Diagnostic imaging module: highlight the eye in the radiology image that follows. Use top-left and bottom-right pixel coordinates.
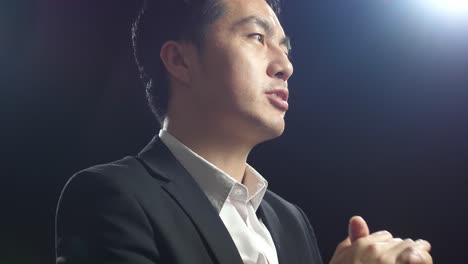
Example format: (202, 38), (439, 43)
(249, 33), (265, 44)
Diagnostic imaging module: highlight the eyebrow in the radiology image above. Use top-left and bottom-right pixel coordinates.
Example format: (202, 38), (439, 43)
(232, 15), (292, 53)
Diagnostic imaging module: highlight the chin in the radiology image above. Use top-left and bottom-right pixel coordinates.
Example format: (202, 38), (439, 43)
(232, 110), (286, 144)
(270, 122), (286, 139)
(254, 118), (285, 143)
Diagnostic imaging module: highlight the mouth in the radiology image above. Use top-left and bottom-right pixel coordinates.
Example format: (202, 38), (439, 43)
(265, 88), (289, 111)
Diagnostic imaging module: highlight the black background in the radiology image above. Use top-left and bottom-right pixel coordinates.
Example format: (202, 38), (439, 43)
(2, 0), (468, 263)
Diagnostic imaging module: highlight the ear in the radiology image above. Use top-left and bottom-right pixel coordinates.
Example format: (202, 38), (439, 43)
(160, 41), (194, 86)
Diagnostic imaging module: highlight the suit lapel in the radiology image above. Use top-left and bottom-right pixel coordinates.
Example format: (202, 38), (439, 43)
(137, 137), (243, 264)
(257, 199), (287, 264)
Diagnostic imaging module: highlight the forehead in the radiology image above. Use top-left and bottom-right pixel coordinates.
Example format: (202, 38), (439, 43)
(216, 0), (285, 35)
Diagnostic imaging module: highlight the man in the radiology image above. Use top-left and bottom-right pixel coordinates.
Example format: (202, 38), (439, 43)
(55, 0), (433, 263)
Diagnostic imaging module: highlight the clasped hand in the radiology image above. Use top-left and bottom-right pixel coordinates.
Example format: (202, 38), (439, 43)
(330, 216), (432, 264)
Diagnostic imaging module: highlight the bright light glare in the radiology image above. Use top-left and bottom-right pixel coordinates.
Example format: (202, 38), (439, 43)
(427, 0), (468, 16)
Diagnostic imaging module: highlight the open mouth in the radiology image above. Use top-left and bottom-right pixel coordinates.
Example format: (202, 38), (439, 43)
(266, 89), (289, 111)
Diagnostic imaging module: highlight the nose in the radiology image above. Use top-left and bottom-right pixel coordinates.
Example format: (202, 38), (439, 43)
(267, 47), (294, 82)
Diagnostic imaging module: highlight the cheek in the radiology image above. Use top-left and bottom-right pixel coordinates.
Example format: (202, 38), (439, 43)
(232, 58), (268, 105)
(228, 50), (266, 88)
(199, 43), (267, 109)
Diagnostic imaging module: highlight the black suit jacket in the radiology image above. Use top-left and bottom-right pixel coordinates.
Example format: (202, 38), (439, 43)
(55, 136), (323, 264)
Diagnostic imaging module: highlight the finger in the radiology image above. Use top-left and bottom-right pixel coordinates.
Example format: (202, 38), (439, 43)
(396, 246), (433, 264)
(374, 238), (403, 246)
(360, 239), (405, 263)
(414, 239), (431, 252)
(348, 216), (370, 242)
(387, 238), (433, 264)
(390, 239), (430, 252)
(351, 231), (395, 258)
(387, 238), (416, 255)
(374, 239), (416, 264)
(366, 230), (394, 243)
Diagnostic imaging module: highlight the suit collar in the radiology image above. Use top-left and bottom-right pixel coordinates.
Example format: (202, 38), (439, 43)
(257, 197), (287, 264)
(158, 129), (269, 213)
(137, 136), (243, 264)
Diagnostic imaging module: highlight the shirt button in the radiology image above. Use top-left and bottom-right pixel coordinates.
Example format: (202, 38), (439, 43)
(234, 188), (244, 196)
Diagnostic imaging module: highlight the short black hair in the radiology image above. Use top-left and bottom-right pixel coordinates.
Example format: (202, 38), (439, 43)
(132, 0), (281, 124)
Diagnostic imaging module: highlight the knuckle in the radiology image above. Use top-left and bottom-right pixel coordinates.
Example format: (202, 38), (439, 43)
(397, 247), (431, 264)
(400, 238), (415, 247)
(365, 243), (379, 256)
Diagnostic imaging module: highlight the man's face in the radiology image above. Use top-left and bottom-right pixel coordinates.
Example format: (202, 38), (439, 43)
(188, 0), (293, 144)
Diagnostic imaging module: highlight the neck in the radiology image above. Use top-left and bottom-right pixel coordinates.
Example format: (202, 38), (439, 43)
(163, 118), (254, 183)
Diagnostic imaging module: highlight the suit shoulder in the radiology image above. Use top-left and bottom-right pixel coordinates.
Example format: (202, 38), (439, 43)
(77, 156), (142, 179)
(263, 189), (297, 211)
(263, 189), (311, 225)
(60, 156), (151, 197)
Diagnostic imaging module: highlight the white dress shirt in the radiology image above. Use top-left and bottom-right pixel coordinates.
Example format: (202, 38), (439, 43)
(159, 129), (279, 264)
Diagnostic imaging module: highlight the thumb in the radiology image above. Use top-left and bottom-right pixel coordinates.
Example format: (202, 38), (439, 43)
(348, 216), (370, 242)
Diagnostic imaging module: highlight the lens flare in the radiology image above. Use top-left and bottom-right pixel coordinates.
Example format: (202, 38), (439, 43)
(428, 0), (468, 16)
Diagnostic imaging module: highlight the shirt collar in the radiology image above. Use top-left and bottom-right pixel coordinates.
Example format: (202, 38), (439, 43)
(158, 129), (268, 213)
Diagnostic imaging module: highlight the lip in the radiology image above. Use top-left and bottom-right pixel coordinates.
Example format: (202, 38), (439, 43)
(265, 88), (289, 111)
(266, 88), (289, 101)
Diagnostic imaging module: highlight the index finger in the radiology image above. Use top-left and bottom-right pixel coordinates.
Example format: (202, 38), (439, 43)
(366, 230), (394, 243)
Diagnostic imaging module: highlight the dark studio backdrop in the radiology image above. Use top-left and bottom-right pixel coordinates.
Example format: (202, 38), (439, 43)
(2, 0), (468, 263)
